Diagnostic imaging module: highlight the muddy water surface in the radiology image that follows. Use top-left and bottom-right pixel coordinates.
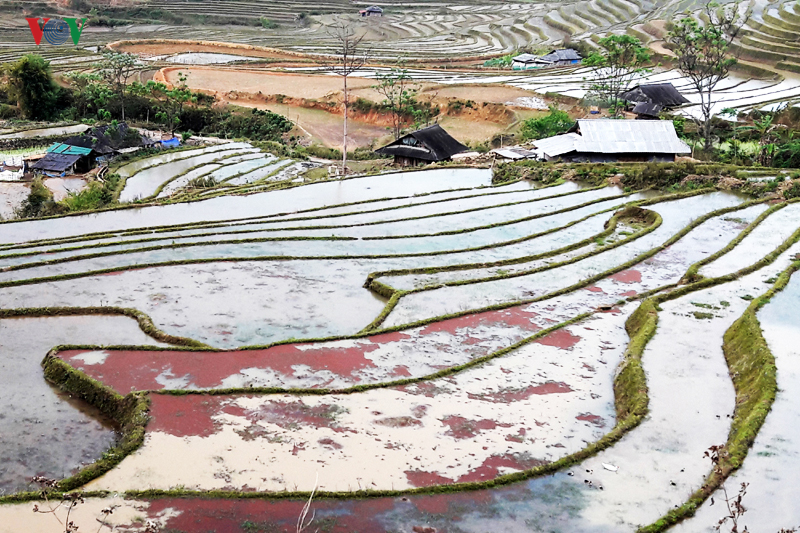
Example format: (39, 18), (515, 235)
(676, 267), (800, 533)
(0, 168), (493, 245)
(384, 192), (746, 327)
(0, 316), (167, 495)
(119, 148), (257, 202)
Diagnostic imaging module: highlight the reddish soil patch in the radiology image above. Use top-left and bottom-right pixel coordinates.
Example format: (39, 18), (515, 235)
(405, 470), (455, 488)
(505, 428), (526, 442)
(527, 381), (574, 395)
(576, 413), (606, 427)
(245, 399), (352, 433)
(456, 453), (547, 483)
(141, 484), (507, 531)
(440, 415), (511, 439)
(610, 269), (642, 284)
(396, 381), (447, 398)
(620, 290), (638, 297)
(467, 383), (572, 403)
(534, 329), (581, 349)
(62, 334), (416, 392)
(318, 437), (343, 450)
(419, 306), (539, 337)
(585, 286), (605, 293)
(390, 365), (412, 377)
(373, 416), (422, 428)
(147, 394), (221, 438)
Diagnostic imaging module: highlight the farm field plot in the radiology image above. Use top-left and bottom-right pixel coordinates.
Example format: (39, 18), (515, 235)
(1, 156), (799, 533)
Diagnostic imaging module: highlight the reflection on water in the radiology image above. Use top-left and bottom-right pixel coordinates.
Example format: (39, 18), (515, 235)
(0, 315), (165, 494)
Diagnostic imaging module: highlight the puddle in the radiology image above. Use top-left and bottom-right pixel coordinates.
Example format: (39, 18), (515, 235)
(383, 192), (747, 328)
(115, 143), (252, 178)
(156, 163), (220, 198)
(700, 202), (800, 278)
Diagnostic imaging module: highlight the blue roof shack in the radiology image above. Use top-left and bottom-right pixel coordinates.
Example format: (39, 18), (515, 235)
(33, 142), (96, 175)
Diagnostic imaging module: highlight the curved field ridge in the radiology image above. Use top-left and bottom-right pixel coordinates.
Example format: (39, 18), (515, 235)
(0, 165), (798, 533)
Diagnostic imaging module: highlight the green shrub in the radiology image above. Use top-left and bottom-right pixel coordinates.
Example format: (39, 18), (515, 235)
(296, 145), (387, 161)
(519, 106), (573, 141)
(15, 177), (63, 218)
(60, 173), (121, 212)
(773, 141), (800, 168)
(202, 108), (292, 141)
(483, 54), (514, 67)
(784, 181), (800, 199)
(260, 17), (278, 29)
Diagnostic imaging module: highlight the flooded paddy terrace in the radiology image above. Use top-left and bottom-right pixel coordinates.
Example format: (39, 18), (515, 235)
(0, 155), (799, 532)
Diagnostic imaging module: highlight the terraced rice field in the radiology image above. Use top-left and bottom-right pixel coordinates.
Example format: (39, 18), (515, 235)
(0, 148), (799, 532)
(1, 0), (799, 127)
(116, 142), (318, 203)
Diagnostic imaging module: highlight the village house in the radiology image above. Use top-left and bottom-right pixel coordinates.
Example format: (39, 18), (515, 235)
(621, 82), (690, 118)
(31, 122), (156, 177)
(360, 5), (383, 17)
(532, 119), (691, 163)
(375, 124), (468, 167)
(512, 49), (582, 70)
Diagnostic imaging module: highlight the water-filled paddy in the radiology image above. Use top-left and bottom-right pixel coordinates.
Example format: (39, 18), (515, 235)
(676, 266), (800, 532)
(1, 163), (798, 533)
(383, 192), (748, 328)
(0, 168), (494, 244)
(0, 315), (167, 494)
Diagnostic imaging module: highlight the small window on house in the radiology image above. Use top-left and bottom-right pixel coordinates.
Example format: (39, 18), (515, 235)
(402, 136), (419, 146)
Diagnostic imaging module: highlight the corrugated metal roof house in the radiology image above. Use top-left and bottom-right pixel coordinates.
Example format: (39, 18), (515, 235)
(532, 119), (690, 162)
(375, 124), (468, 167)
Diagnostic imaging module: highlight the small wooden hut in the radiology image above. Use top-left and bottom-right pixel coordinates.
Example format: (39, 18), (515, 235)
(375, 124), (468, 167)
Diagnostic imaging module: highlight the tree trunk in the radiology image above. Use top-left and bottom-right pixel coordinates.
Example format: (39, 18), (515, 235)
(702, 87), (713, 151)
(342, 74), (348, 177)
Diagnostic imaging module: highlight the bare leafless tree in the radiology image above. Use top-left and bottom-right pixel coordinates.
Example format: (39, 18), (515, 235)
(668, 2), (749, 151)
(326, 20), (371, 176)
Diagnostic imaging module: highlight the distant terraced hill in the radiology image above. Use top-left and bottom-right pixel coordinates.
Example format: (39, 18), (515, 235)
(2, 0), (798, 72)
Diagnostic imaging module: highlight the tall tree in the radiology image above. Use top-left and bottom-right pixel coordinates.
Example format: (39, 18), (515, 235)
(326, 20), (371, 175)
(146, 72), (196, 135)
(374, 67), (417, 140)
(6, 54), (61, 120)
(583, 34), (651, 112)
(98, 51), (137, 121)
(668, 2), (748, 150)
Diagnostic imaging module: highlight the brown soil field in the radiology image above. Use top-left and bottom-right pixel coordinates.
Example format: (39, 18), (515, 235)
(421, 85), (544, 105)
(159, 66), (550, 149)
(160, 68), (375, 99)
(112, 40), (307, 61)
(230, 100), (392, 149)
